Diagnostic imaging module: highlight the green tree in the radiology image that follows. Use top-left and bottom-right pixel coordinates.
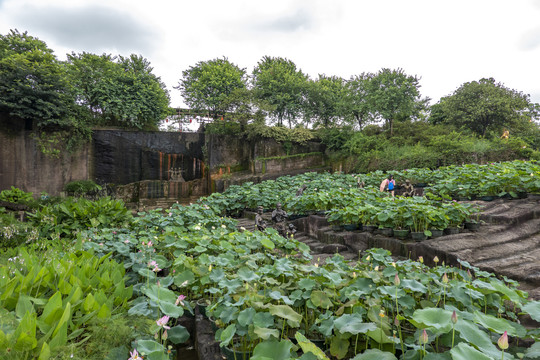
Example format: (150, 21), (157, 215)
(342, 72), (376, 129)
(370, 68), (426, 136)
(303, 74), (345, 128)
(430, 77), (538, 137)
(176, 57), (247, 121)
(67, 52), (170, 129)
(252, 56), (308, 128)
(0, 29), (73, 129)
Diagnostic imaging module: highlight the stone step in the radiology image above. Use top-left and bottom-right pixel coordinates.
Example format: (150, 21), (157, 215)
(427, 218), (540, 254)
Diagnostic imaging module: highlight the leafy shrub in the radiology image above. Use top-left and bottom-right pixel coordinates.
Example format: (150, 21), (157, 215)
(27, 197), (132, 240)
(245, 123), (316, 144)
(0, 186), (33, 203)
(64, 180), (102, 196)
(0, 249), (134, 359)
(316, 126), (355, 151)
(0, 210), (38, 249)
(205, 120), (243, 135)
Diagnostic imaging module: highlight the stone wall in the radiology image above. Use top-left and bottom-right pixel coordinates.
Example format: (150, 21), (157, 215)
(92, 130), (205, 185)
(251, 153), (326, 174)
(0, 130), (88, 196)
(0, 128), (327, 201)
(206, 134), (326, 175)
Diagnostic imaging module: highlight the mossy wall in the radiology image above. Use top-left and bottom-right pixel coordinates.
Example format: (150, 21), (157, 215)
(0, 129), (327, 199)
(0, 129), (88, 196)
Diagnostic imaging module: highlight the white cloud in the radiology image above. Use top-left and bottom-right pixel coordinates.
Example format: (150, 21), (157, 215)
(1, 0), (540, 107)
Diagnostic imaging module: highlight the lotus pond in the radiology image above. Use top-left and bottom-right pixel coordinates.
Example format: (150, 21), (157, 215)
(1, 160), (540, 360)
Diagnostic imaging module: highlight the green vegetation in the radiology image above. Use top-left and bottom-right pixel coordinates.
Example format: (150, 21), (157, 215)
(176, 57), (248, 121)
(2, 27), (540, 359)
(2, 28), (539, 169)
(0, 30), (169, 154)
(0, 186), (33, 204)
(1, 161), (540, 359)
(63, 180), (102, 197)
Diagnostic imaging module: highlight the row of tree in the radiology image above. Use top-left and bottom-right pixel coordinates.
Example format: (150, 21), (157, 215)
(1, 29), (538, 145)
(179, 56), (539, 138)
(0, 30), (170, 140)
(178, 57), (428, 136)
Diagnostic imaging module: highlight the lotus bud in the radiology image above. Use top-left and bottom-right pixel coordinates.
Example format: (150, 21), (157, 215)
(420, 329), (429, 344)
(394, 316), (400, 326)
(366, 255), (370, 261)
(442, 273), (449, 284)
(394, 273), (400, 286)
(467, 269), (472, 279)
(433, 256), (439, 265)
(451, 310), (458, 324)
(208, 264), (212, 272)
(379, 309), (385, 318)
(418, 256), (424, 264)
(498, 331), (509, 350)
(162, 330), (168, 341)
(374, 266), (379, 271)
(353, 272), (357, 278)
(391, 262), (396, 268)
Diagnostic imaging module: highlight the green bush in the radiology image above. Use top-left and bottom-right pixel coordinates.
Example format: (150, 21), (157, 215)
(0, 210), (38, 249)
(245, 123), (316, 144)
(205, 120), (244, 135)
(27, 197), (132, 240)
(0, 186), (33, 203)
(64, 180), (102, 196)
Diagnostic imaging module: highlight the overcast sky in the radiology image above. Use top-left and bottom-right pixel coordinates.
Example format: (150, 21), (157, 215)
(1, 0), (540, 108)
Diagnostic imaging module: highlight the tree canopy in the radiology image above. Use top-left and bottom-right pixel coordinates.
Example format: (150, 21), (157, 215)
(176, 57), (247, 120)
(303, 75), (346, 128)
(0, 30), (72, 129)
(342, 72), (376, 129)
(369, 68), (427, 135)
(252, 56), (308, 128)
(67, 52), (170, 129)
(430, 77), (538, 137)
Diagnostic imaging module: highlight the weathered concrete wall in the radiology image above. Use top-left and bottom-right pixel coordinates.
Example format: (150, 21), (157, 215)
(92, 130), (205, 185)
(206, 134), (326, 175)
(0, 130), (88, 196)
(206, 134), (251, 174)
(0, 128), (327, 201)
(252, 153), (326, 174)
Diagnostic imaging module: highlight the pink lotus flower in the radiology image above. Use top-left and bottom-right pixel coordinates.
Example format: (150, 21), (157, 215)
(175, 295), (186, 306)
(498, 331), (508, 350)
(451, 310), (458, 324)
(128, 349), (142, 360)
(420, 329), (429, 344)
(156, 315), (170, 329)
(147, 241), (153, 247)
